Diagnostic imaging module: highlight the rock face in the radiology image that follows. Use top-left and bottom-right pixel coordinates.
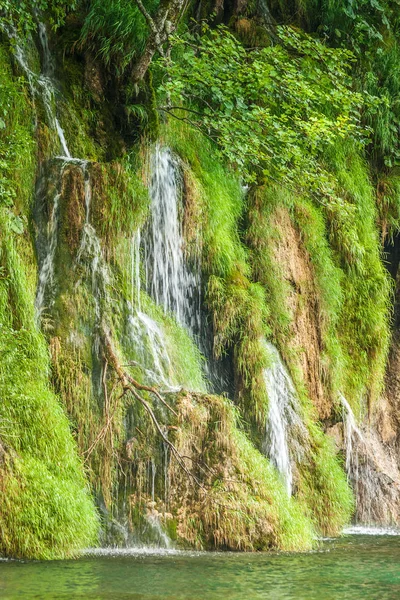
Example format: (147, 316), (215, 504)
(356, 253), (400, 525)
(268, 206), (328, 420)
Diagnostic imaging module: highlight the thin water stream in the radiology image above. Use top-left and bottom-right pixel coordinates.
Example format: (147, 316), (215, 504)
(262, 342), (306, 496)
(1, 534), (400, 599)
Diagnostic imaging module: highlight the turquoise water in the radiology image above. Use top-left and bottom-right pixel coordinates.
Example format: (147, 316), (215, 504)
(1, 533), (400, 599)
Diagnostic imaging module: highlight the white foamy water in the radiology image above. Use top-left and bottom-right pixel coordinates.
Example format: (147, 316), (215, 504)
(262, 342), (304, 496)
(126, 307), (175, 388)
(82, 546), (188, 557)
(343, 525), (400, 536)
(35, 186), (61, 320)
(340, 393), (363, 475)
(145, 145), (200, 334)
(1, 21), (71, 157)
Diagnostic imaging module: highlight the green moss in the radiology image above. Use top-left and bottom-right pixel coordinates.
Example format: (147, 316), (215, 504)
(297, 416), (354, 536)
(0, 213), (98, 559)
(0, 44), (36, 213)
(324, 142), (391, 409)
(90, 156), (149, 242)
(170, 393), (315, 551)
(161, 120), (246, 278)
(0, 454), (97, 560)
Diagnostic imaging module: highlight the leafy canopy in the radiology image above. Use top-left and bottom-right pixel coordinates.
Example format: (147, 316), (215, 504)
(0, 0), (76, 32)
(159, 24), (376, 200)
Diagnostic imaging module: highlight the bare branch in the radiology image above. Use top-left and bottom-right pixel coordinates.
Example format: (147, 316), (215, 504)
(131, 0), (188, 83)
(134, 0), (166, 57)
(102, 330), (205, 490)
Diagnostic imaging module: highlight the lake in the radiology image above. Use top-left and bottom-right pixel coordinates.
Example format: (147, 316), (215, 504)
(1, 528), (399, 599)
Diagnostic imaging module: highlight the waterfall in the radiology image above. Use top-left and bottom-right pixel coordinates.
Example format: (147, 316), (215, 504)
(145, 145), (201, 335)
(1, 21), (71, 157)
(37, 22), (71, 157)
(262, 341), (300, 496)
(125, 230), (175, 388)
(340, 394), (363, 476)
(127, 144), (205, 390)
(126, 307), (175, 388)
(340, 394), (365, 520)
(35, 160), (63, 320)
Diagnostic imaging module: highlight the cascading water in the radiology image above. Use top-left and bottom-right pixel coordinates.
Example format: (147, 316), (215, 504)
(125, 229), (176, 388)
(2, 21), (71, 157)
(37, 22), (71, 157)
(35, 160), (63, 320)
(4, 20), (72, 321)
(123, 145), (204, 390)
(145, 145), (201, 335)
(340, 394), (367, 520)
(142, 144), (233, 393)
(262, 343), (293, 495)
(262, 341), (306, 496)
(126, 307), (174, 387)
(340, 394), (400, 526)
(340, 394), (363, 476)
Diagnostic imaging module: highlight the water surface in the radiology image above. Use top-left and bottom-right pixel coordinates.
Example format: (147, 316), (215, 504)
(1, 533), (400, 599)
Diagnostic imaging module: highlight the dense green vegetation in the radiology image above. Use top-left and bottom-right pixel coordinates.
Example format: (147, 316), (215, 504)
(0, 0), (399, 559)
(0, 46), (98, 559)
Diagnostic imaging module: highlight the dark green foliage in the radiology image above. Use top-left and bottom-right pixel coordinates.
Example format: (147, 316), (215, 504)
(159, 23), (368, 198)
(0, 0), (77, 32)
(80, 0), (159, 74)
(0, 215), (98, 559)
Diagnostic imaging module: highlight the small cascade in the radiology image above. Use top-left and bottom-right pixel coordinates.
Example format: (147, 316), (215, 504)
(340, 394), (364, 476)
(144, 511), (171, 549)
(145, 145), (201, 335)
(340, 394), (367, 520)
(339, 394), (400, 526)
(37, 22), (71, 157)
(126, 307), (174, 387)
(35, 162), (63, 320)
(35, 159), (108, 328)
(262, 341), (304, 496)
(1, 21), (70, 157)
(125, 231), (175, 387)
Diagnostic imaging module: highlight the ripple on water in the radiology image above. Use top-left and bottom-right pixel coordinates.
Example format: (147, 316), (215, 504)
(81, 546), (204, 558)
(342, 525), (400, 536)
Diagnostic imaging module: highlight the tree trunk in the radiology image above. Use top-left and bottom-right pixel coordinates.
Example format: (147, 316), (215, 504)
(132, 0), (187, 83)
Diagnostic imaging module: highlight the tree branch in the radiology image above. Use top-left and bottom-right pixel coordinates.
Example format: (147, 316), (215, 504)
(102, 330), (205, 490)
(131, 0), (188, 83)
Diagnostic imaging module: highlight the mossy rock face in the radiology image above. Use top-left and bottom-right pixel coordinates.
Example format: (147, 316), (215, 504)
(2, 0), (399, 558)
(0, 216), (99, 559)
(121, 391), (351, 550)
(60, 164), (86, 254)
